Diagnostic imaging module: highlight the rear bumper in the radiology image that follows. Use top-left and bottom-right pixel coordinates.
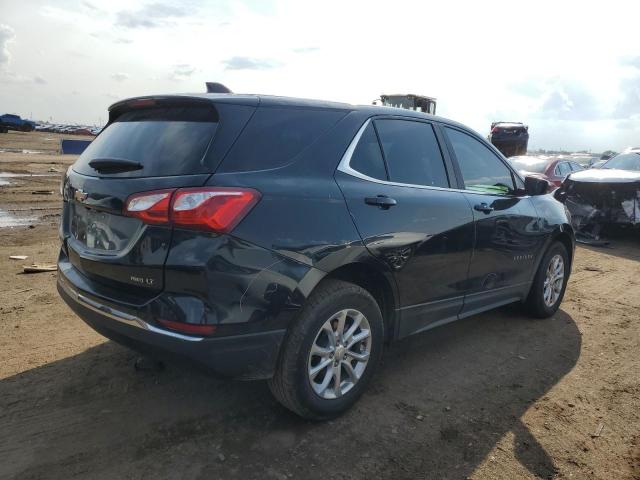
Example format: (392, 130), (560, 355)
(57, 270), (285, 379)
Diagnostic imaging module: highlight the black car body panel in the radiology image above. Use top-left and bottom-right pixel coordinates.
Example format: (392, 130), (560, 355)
(57, 93), (574, 379)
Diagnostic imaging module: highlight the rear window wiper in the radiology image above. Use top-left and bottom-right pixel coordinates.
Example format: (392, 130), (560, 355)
(88, 158), (143, 173)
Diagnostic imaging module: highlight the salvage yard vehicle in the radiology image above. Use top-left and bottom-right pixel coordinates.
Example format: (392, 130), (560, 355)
(556, 150), (640, 241)
(489, 121), (529, 157)
(57, 90), (575, 419)
(0, 113), (36, 133)
(375, 93), (437, 114)
(508, 155), (584, 189)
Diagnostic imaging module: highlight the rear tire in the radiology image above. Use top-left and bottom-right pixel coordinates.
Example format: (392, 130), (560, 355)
(524, 242), (569, 318)
(268, 279), (384, 420)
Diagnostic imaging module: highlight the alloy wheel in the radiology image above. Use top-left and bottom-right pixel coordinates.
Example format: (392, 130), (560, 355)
(543, 254), (565, 307)
(307, 309), (372, 399)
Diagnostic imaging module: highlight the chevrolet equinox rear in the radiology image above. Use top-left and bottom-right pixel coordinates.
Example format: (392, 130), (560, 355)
(58, 92), (575, 419)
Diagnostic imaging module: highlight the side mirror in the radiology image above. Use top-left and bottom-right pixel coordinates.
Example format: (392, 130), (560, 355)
(524, 175), (549, 196)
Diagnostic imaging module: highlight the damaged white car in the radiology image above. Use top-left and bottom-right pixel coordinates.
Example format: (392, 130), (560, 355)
(555, 150), (640, 242)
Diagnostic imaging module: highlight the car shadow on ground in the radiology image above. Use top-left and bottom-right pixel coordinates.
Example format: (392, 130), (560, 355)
(578, 229), (640, 263)
(0, 306), (580, 480)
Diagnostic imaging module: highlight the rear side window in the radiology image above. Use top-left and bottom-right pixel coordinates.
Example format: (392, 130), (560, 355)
(374, 119), (449, 187)
(445, 127), (515, 195)
(349, 123), (387, 180)
(219, 107), (347, 172)
(74, 105), (218, 177)
(557, 162), (571, 176)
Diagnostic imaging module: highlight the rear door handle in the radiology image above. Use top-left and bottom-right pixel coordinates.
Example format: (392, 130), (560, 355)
(365, 195), (397, 209)
(474, 203), (494, 214)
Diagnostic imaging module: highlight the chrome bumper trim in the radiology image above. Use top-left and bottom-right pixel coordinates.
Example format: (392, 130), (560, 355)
(58, 273), (204, 342)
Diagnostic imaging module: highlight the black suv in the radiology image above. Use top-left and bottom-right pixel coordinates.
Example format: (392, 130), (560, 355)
(58, 93), (574, 419)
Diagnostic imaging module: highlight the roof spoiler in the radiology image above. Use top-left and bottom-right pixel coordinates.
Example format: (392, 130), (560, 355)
(205, 82), (233, 94)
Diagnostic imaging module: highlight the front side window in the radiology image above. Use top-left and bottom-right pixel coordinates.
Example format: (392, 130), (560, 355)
(349, 123), (387, 180)
(374, 119), (449, 188)
(445, 127), (515, 195)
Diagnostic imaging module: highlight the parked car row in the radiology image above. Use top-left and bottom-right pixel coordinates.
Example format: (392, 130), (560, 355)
(35, 124), (102, 135)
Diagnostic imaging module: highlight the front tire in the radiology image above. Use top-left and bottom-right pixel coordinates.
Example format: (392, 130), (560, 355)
(524, 242), (569, 318)
(268, 279), (384, 420)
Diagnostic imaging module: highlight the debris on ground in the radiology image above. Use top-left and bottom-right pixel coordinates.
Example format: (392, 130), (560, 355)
(583, 266), (603, 272)
(23, 264), (57, 273)
(31, 190), (54, 195)
(591, 423), (605, 438)
(9, 255), (28, 260)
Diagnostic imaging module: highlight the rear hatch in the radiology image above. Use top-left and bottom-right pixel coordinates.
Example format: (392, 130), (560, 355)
(495, 123), (527, 137)
(61, 96), (256, 298)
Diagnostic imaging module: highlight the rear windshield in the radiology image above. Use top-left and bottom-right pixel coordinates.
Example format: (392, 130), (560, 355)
(73, 105), (218, 177)
(219, 107), (347, 172)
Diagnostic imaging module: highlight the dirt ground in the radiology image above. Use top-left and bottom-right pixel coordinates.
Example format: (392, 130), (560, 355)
(1, 131), (639, 480)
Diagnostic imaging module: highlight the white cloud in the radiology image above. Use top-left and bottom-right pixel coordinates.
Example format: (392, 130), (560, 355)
(0, 24), (15, 66)
(111, 72), (130, 82)
(222, 56), (282, 70)
(169, 64), (196, 81)
(115, 2), (189, 29)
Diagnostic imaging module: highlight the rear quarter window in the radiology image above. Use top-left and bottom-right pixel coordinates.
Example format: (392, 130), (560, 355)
(219, 107), (347, 172)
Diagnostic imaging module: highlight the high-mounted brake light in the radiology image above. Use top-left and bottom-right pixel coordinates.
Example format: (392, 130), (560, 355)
(127, 98), (156, 108)
(124, 187), (260, 232)
(124, 189), (174, 224)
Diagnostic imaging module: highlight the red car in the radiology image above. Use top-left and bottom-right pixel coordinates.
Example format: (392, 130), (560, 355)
(508, 156), (585, 189)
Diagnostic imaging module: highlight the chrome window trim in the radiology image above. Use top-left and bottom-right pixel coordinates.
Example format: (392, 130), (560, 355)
(337, 118), (524, 198)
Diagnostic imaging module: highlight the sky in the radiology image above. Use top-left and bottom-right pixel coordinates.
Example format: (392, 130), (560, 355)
(0, 0), (639, 152)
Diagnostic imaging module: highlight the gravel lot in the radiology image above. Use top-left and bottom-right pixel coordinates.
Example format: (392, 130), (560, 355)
(1, 131), (639, 480)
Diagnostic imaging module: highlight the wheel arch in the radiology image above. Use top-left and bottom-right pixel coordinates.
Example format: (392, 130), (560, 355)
(553, 223), (576, 270)
(306, 261), (399, 342)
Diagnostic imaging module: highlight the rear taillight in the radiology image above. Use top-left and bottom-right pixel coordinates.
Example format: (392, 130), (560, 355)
(172, 187), (261, 232)
(125, 189), (174, 224)
(491, 127), (501, 134)
(124, 187), (261, 232)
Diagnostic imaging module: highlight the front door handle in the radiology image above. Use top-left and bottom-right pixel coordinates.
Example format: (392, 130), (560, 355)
(474, 202), (494, 214)
(365, 195), (397, 210)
